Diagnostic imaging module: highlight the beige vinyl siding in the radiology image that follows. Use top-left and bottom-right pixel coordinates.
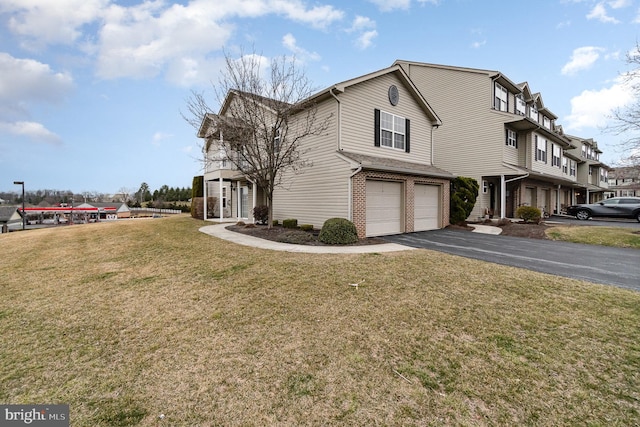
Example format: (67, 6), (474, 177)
(339, 74), (433, 164)
(272, 101), (350, 228)
(399, 64), (507, 177)
(502, 141), (519, 164)
(530, 132), (567, 179)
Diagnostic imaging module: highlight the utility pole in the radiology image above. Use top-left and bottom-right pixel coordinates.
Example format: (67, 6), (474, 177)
(13, 181), (25, 230)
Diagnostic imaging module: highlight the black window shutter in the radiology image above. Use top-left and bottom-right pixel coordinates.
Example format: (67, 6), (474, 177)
(405, 119), (410, 153)
(374, 109), (380, 147)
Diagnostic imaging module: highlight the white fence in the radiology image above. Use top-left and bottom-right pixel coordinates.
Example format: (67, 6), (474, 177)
(129, 207), (183, 215)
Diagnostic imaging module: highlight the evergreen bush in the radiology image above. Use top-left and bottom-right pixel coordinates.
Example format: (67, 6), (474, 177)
(300, 224), (314, 232)
(318, 218), (358, 245)
(283, 218), (298, 229)
(516, 206), (542, 223)
(450, 176), (479, 225)
(253, 205), (269, 225)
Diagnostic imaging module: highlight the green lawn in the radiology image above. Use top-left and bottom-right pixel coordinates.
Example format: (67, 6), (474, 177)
(546, 225), (640, 249)
(1, 216), (639, 426)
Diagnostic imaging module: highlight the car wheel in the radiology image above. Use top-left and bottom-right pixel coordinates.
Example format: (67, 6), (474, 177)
(575, 209), (591, 220)
(636, 211), (640, 223)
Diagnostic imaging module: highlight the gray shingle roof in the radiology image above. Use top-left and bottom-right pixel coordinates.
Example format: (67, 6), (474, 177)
(339, 151), (454, 179)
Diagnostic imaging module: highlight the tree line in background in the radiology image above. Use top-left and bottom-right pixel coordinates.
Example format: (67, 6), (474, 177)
(1, 183), (191, 212)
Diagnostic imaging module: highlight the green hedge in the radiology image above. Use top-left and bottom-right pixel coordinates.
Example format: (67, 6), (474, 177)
(318, 218), (358, 245)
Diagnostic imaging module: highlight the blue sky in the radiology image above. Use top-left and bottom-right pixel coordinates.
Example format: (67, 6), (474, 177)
(0, 0), (638, 194)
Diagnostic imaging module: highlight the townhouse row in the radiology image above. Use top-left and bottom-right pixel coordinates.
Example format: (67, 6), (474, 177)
(198, 60), (611, 238)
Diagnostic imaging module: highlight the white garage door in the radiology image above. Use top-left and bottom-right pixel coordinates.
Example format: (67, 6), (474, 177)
(366, 180), (402, 237)
(414, 184), (440, 231)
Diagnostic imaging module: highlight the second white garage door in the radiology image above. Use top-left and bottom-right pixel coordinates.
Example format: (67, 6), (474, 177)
(366, 180), (402, 237)
(414, 184), (440, 231)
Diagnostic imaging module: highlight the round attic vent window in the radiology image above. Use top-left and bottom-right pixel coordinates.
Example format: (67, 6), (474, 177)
(388, 85), (399, 106)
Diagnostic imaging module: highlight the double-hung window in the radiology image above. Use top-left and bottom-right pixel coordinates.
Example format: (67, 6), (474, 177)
(375, 109), (410, 152)
(505, 129), (517, 148)
(562, 157), (568, 174)
(570, 160), (576, 177)
(535, 135), (547, 163)
(273, 127), (281, 153)
(552, 144), (561, 167)
(515, 94), (526, 116)
(543, 116), (551, 129)
(529, 104), (538, 122)
(494, 82), (508, 111)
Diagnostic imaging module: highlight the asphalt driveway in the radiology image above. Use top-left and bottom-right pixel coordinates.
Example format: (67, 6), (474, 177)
(383, 229), (640, 291)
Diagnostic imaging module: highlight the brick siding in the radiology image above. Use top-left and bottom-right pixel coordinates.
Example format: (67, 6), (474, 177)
(352, 170), (451, 238)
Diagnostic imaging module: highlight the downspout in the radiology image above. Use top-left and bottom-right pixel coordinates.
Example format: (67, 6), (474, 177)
(329, 87), (342, 151)
(430, 124), (438, 165)
(500, 173), (529, 219)
(330, 86), (353, 218)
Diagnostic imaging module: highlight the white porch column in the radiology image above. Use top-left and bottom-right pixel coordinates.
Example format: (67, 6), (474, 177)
(556, 185), (561, 214)
(203, 179), (207, 221)
(219, 177), (224, 220)
(500, 175), (506, 219)
(252, 181), (257, 223)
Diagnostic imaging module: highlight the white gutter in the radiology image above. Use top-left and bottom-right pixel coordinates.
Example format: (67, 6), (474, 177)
(329, 87), (342, 151)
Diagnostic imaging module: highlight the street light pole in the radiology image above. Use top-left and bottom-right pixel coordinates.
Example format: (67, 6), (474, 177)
(13, 181), (25, 230)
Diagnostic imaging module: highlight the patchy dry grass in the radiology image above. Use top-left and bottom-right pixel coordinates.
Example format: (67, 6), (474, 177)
(1, 216), (639, 426)
(546, 225), (640, 249)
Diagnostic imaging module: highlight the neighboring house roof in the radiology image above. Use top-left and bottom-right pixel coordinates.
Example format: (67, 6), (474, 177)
(0, 206), (21, 223)
(76, 202), (130, 213)
(200, 64), (443, 140)
(338, 151), (454, 179)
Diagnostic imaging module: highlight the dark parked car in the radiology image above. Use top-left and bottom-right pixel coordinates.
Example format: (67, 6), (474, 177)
(566, 197), (640, 222)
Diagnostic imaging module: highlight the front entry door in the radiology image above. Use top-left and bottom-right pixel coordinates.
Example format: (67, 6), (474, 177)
(239, 186), (249, 219)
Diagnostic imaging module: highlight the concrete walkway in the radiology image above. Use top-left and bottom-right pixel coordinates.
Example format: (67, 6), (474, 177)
(199, 223), (415, 253)
(469, 223), (503, 235)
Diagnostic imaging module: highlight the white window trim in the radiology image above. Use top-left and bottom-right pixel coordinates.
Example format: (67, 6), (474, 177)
(494, 82), (508, 112)
(515, 95), (526, 116)
(380, 110), (406, 151)
(506, 129), (517, 148)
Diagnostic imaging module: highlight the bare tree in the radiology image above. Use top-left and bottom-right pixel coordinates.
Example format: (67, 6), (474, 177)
(185, 49), (331, 227)
(117, 187), (134, 204)
(608, 42), (640, 167)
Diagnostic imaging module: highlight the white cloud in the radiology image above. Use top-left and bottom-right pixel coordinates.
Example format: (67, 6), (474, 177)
(2, 0), (345, 85)
(347, 16), (377, 50)
(271, 1), (344, 29)
(152, 131), (173, 146)
(586, 2), (620, 23)
(355, 30), (378, 50)
(350, 16), (376, 32)
(282, 33), (321, 61)
(564, 77), (634, 131)
(0, 121), (62, 144)
(368, 0), (411, 12)
(471, 40), (486, 49)
(0, 53), (74, 104)
(609, 0), (630, 9)
(0, 53), (72, 144)
(0, 0), (109, 49)
(561, 46), (604, 75)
